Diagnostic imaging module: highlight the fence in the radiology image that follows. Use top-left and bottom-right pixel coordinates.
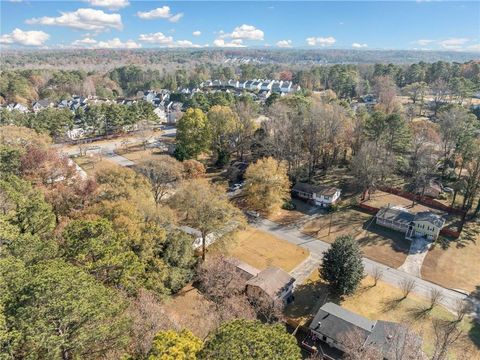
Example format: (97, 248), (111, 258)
(379, 186), (466, 217)
(355, 203), (379, 214)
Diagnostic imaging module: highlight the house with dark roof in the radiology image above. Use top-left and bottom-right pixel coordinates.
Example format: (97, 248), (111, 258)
(292, 182), (341, 208)
(245, 267), (295, 304)
(375, 205), (445, 241)
(307, 302), (422, 359)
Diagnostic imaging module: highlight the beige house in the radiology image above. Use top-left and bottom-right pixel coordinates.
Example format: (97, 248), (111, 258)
(245, 267), (295, 305)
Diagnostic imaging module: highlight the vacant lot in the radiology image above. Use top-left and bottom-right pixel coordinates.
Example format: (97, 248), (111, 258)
(224, 227), (309, 272)
(422, 221), (480, 293)
(288, 271), (480, 359)
(302, 208), (410, 268)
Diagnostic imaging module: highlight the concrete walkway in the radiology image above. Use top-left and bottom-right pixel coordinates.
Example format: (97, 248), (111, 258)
(289, 253), (322, 285)
(399, 237), (433, 277)
(253, 218), (468, 313)
(104, 151), (135, 167)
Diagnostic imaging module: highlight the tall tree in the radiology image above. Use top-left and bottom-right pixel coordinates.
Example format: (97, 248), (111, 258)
(321, 235), (364, 296)
(175, 108), (211, 160)
(244, 157), (291, 214)
(207, 105), (238, 166)
(1, 259), (130, 360)
(138, 156), (184, 204)
(199, 319), (301, 360)
(169, 179), (244, 260)
(148, 329), (202, 360)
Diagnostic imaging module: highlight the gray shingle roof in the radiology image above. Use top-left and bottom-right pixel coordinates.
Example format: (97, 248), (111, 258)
(310, 302), (375, 343)
(376, 206), (415, 225)
(413, 212), (445, 228)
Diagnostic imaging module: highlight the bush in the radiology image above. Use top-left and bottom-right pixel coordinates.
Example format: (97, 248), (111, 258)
(282, 200), (296, 211)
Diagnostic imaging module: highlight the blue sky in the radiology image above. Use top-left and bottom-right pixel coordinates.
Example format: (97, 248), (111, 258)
(1, 1), (479, 51)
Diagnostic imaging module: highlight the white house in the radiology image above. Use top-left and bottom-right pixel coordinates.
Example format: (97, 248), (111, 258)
(280, 81), (292, 93)
(6, 103), (29, 113)
(292, 182), (341, 208)
(260, 80), (274, 91)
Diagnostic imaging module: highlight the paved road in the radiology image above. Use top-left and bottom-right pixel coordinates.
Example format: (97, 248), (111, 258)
(254, 218), (469, 313)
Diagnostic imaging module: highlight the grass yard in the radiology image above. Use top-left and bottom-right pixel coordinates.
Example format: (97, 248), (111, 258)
(267, 199), (313, 225)
(365, 190), (444, 215)
(73, 156), (119, 176)
(120, 149), (166, 163)
(302, 208), (410, 268)
(422, 221), (480, 293)
(163, 284), (217, 339)
(287, 271), (480, 359)
(223, 226), (309, 272)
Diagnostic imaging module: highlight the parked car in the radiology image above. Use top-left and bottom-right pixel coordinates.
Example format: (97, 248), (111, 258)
(443, 187), (454, 194)
(245, 210), (260, 219)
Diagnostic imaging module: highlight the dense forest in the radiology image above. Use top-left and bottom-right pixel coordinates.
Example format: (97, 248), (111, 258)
(2, 49), (479, 70)
(1, 59), (479, 104)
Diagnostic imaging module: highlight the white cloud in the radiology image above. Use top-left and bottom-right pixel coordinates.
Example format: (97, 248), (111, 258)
(352, 42), (368, 48)
(276, 40), (292, 48)
(0, 28), (49, 46)
(414, 39), (435, 46)
(229, 24), (264, 40)
(213, 38), (245, 48)
(138, 32), (203, 47)
(72, 37), (97, 46)
(85, 0), (129, 10)
(26, 8), (122, 32)
(438, 38), (469, 49)
(139, 32), (174, 45)
(192, 30), (201, 37)
(136, 6), (183, 22)
(213, 24), (263, 47)
(306, 36), (336, 47)
(168, 13), (184, 23)
(72, 37), (141, 49)
(466, 43), (480, 52)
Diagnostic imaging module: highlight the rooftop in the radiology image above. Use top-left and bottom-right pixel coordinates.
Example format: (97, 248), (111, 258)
(246, 267), (294, 298)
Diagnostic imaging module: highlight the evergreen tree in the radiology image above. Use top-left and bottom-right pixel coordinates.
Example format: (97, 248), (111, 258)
(321, 235), (364, 296)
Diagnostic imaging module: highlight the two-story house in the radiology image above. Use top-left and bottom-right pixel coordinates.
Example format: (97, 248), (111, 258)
(292, 182), (341, 208)
(375, 205), (445, 241)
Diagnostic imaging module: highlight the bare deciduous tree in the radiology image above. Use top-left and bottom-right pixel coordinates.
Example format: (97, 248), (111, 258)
(431, 319), (464, 360)
(383, 323), (424, 360)
(138, 156), (183, 204)
(428, 289), (444, 311)
(126, 289), (177, 358)
(372, 266), (384, 287)
(399, 279), (416, 300)
(340, 328), (382, 360)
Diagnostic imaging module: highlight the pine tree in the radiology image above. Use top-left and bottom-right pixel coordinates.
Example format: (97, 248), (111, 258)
(321, 235), (364, 296)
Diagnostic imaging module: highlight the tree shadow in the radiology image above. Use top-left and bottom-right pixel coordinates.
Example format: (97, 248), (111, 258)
(381, 297), (405, 312)
(468, 285), (480, 348)
(284, 278), (330, 320)
(358, 221), (410, 255)
(406, 305), (433, 320)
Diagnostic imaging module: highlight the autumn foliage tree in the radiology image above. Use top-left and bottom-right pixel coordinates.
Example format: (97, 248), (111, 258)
(169, 179), (244, 260)
(244, 157), (291, 214)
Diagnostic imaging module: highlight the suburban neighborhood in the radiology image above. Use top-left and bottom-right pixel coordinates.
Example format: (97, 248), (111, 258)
(1, 1), (480, 359)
